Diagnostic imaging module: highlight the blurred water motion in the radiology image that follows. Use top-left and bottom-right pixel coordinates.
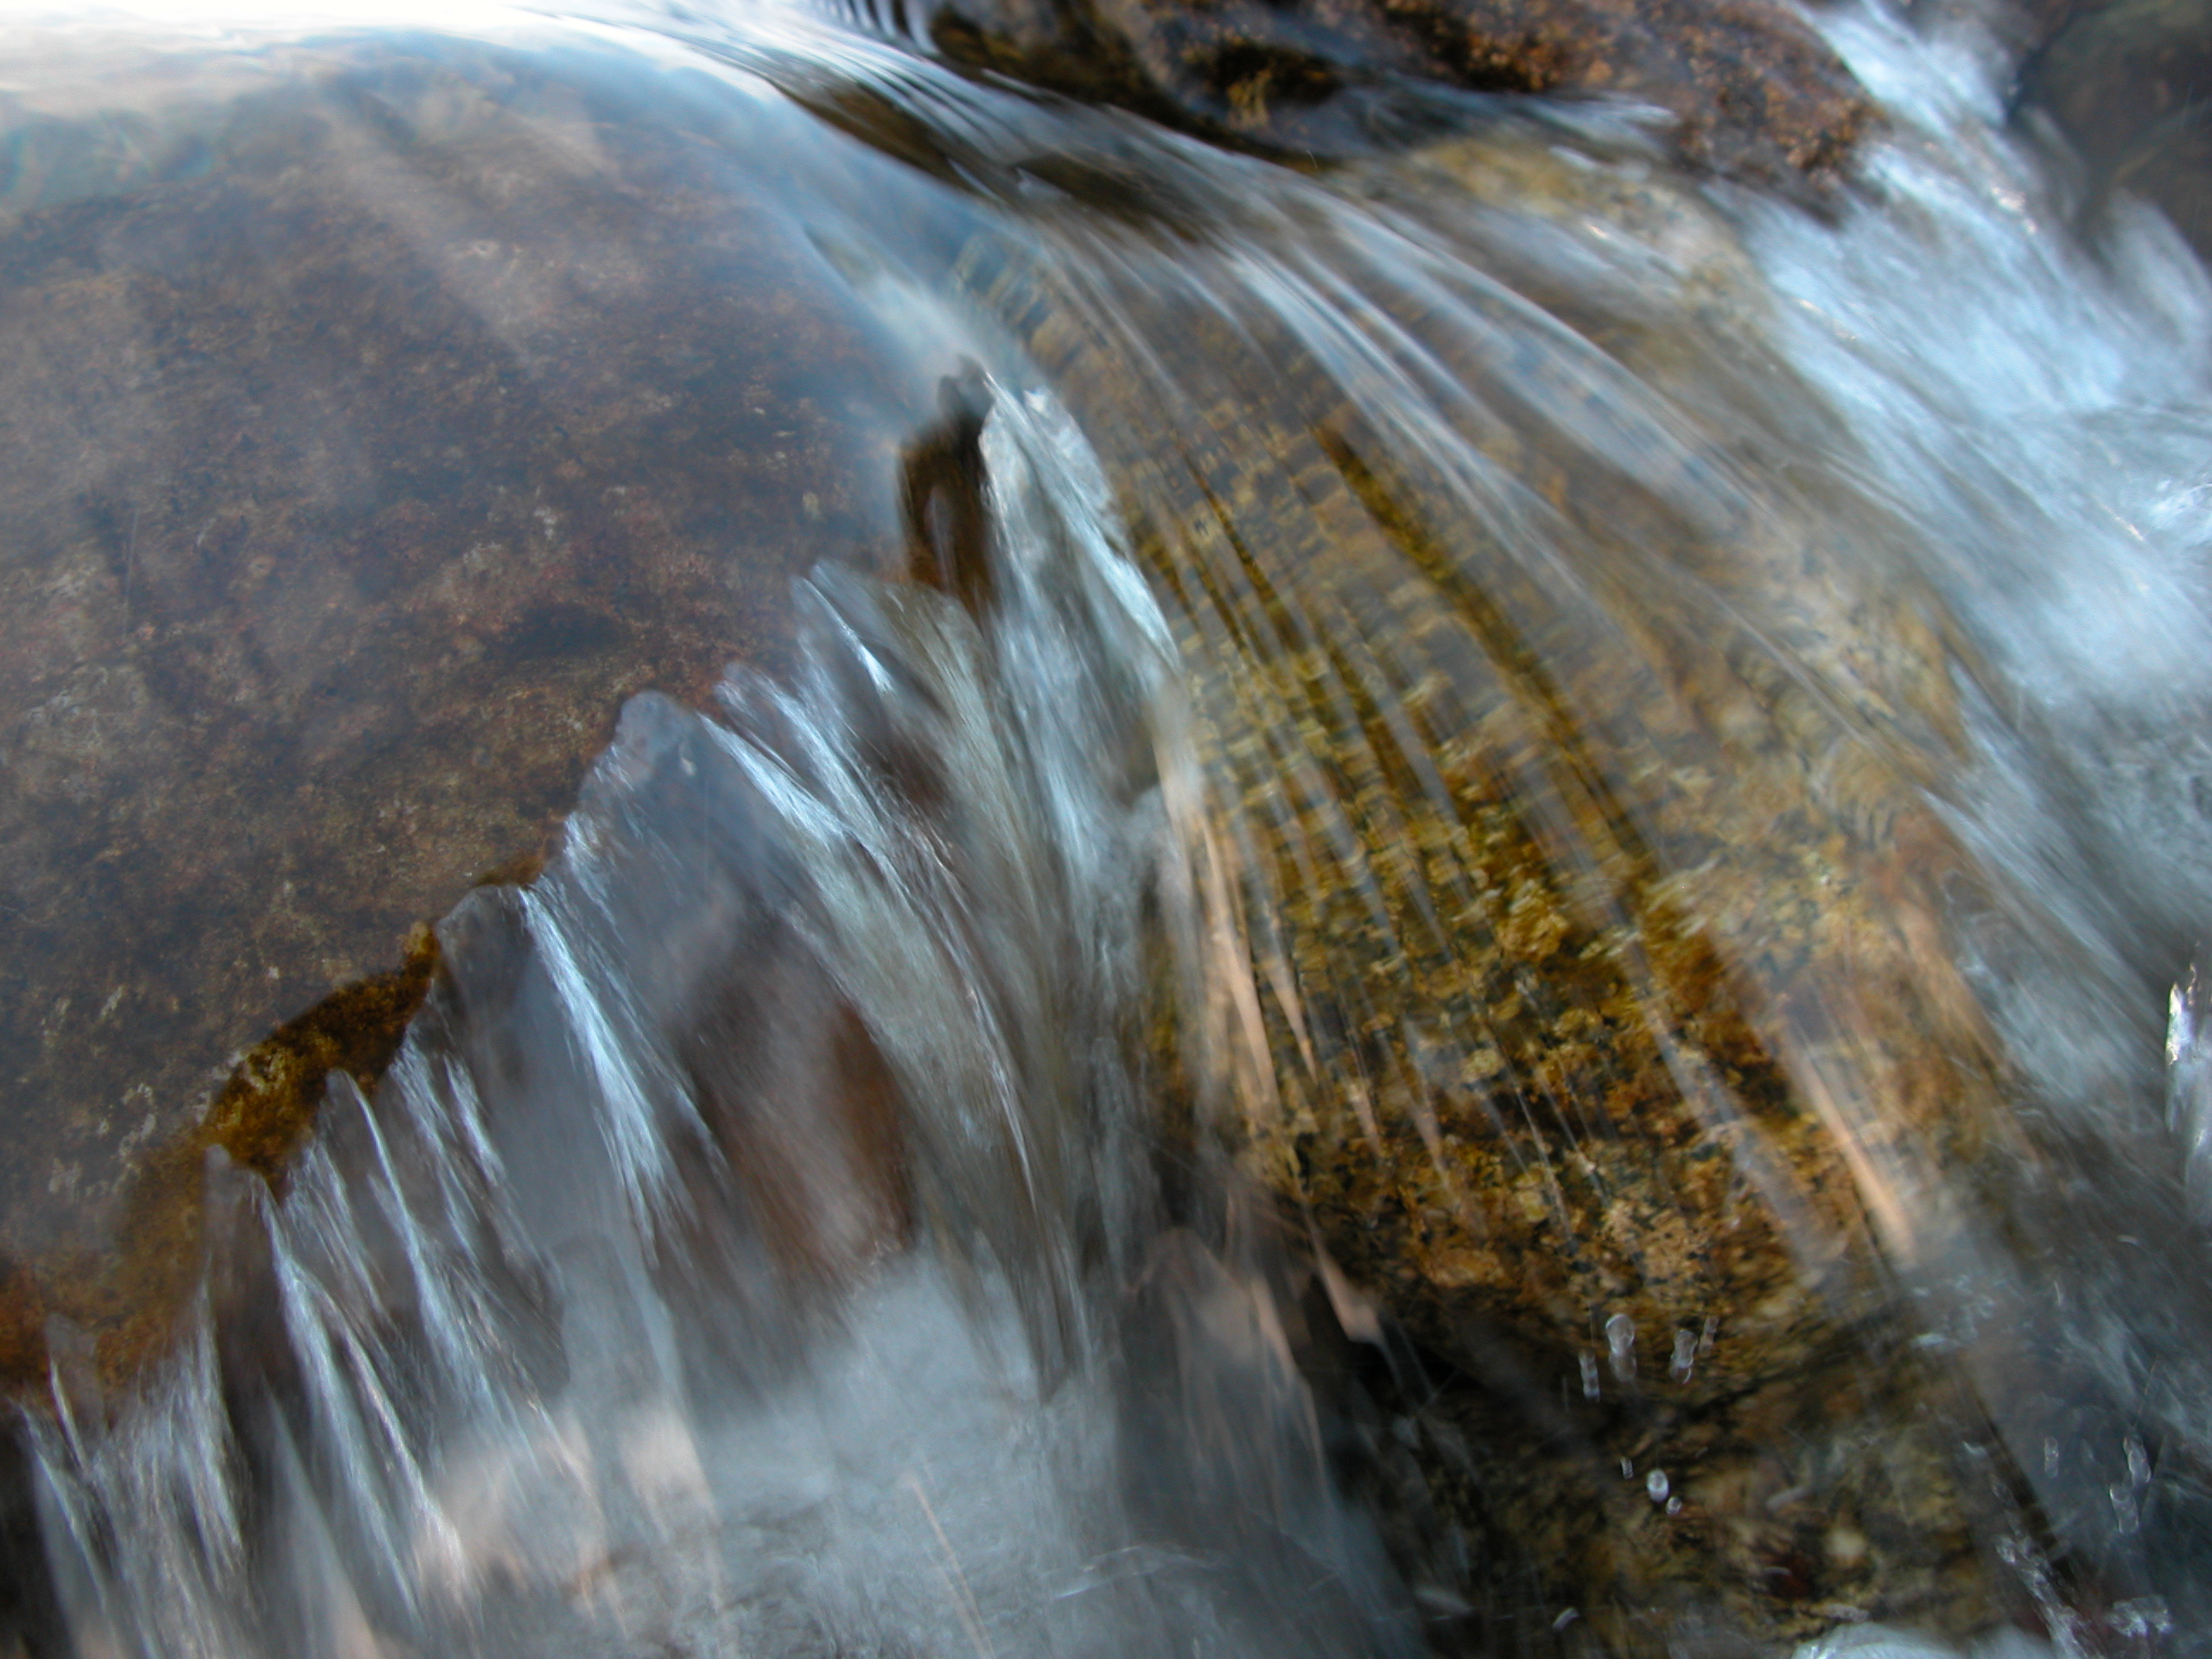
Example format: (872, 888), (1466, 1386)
(3, 0), (2212, 1654)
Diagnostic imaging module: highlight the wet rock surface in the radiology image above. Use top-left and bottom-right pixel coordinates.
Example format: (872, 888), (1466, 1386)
(926, 0), (1876, 182)
(2018, 0), (2212, 261)
(0, 35), (944, 1376)
(961, 126), (2036, 1645)
(0, 13), (2118, 1654)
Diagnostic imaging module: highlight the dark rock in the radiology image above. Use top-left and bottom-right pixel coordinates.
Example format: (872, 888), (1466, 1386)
(926, 0), (1877, 182)
(2018, 0), (2212, 261)
(0, 1408), (66, 1658)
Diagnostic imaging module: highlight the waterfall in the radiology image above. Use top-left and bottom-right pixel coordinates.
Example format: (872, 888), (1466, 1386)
(3, 0), (2211, 1652)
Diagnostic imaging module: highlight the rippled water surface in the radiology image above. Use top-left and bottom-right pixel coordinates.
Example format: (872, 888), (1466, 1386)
(2, 0), (2211, 1653)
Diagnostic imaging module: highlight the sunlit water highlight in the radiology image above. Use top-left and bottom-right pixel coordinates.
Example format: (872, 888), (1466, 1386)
(3, 0), (2211, 1653)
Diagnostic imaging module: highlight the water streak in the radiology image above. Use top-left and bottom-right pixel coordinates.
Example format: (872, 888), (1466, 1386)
(9, 0), (2212, 1652)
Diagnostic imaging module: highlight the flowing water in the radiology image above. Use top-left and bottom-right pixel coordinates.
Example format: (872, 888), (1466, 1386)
(2, 0), (2211, 1653)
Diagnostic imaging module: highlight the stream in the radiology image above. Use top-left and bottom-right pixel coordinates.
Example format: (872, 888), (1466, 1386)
(2, 0), (2211, 1652)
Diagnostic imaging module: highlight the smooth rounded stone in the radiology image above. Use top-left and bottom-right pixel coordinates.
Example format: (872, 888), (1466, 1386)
(926, 0), (1876, 184)
(963, 124), (2028, 1642)
(2018, 0), (2212, 262)
(0, 29), (955, 1383)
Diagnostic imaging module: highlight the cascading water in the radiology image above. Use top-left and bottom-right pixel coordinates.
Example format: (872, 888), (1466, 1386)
(26, 380), (1419, 1658)
(3, 0), (2211, 1653)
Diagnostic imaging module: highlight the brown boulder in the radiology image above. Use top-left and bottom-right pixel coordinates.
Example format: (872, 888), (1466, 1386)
(929, 0), (1876, 182)
(0, 32), (945, 1380)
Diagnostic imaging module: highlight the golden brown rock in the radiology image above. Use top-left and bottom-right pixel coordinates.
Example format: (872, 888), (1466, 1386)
(3, 928), (444, 1397)
(962, 125), (2030, 1642)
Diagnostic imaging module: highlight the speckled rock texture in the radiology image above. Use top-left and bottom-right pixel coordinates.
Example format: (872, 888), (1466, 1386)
(0, 18), (2056, 1647)
(0, 38), (940, 1382)
(961, 126), (2032, 1644)
(928, 0), (1877, 182)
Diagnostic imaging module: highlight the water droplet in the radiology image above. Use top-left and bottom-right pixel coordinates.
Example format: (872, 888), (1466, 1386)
(1605, 1313), (1636, 1381)
(2126, 1435), (2150, 1488)
(1669, 1328), (1696, 1383)
(1646, 1469), (1669, 1504)
(1579, 1352), (1600, 1400)
(2044, 1437), (2061, 1475)
(1665, 1495), (1682, 1516)
(2109, 1484), (2140, 1535)
(1620, 1458), (1635, 1480)
(2110, 1596), (2173, 1638)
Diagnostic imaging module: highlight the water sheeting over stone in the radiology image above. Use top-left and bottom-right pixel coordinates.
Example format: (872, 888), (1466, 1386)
(5, 0), (2212, 1654)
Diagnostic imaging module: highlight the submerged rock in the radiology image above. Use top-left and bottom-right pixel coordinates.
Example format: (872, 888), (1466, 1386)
(0, 32), (952, 1380)
(2018, 0), (2212, 261)
(960, 121), (2034, 1644)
